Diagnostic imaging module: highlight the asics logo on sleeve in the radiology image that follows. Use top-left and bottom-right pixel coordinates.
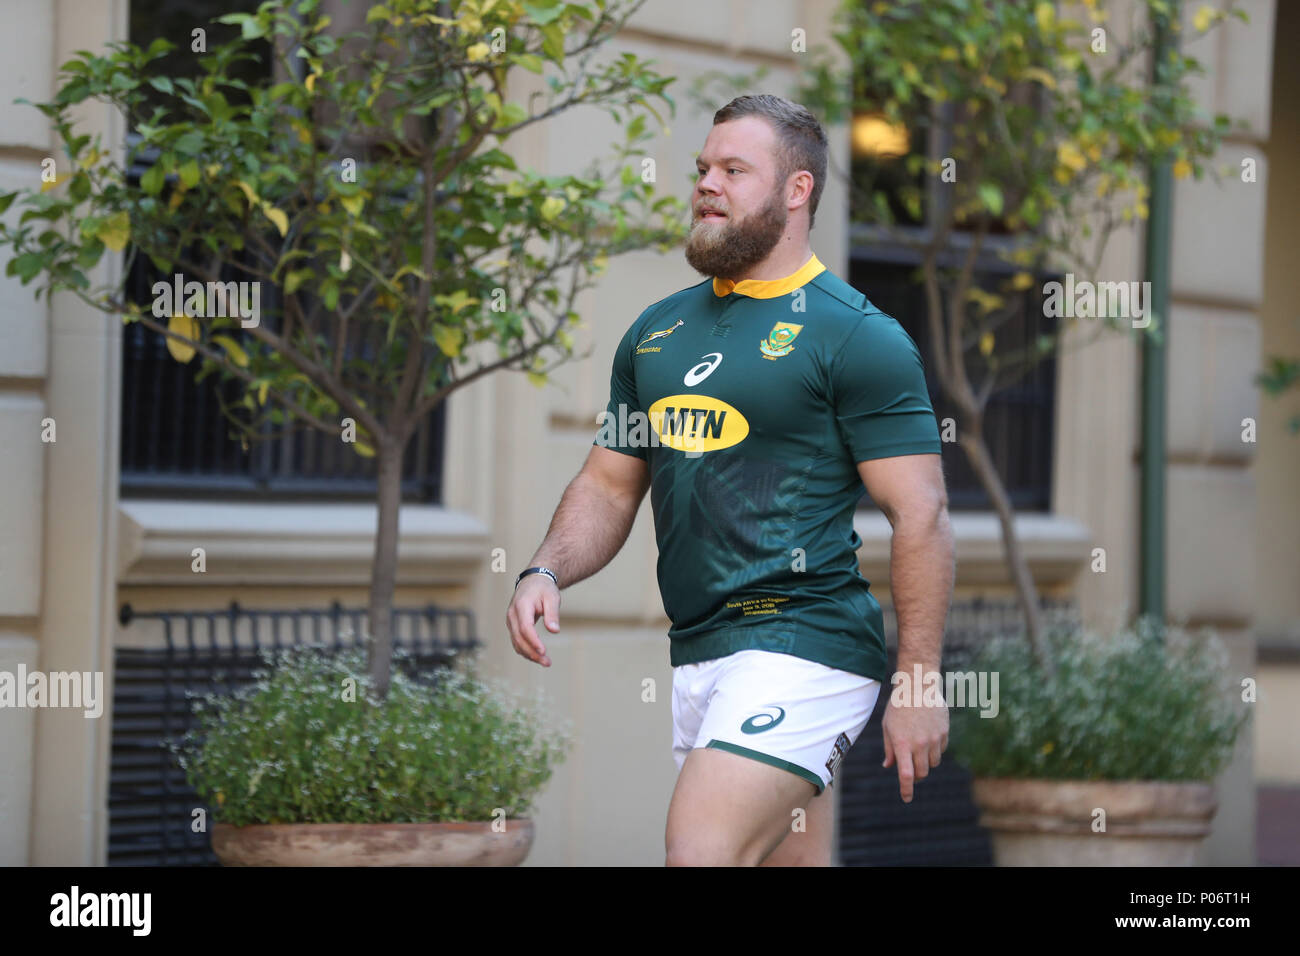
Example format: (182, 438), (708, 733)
(684, 352), (723, 386)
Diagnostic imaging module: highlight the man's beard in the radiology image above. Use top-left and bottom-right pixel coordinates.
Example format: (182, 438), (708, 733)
(684, 188), (788, 279)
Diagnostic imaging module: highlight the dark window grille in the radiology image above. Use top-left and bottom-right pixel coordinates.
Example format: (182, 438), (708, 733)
(109, 601), (480, 866)
(850, 253), (1057, 512)
(837, 595), (1081, 866)
(118, 159), (447, 502)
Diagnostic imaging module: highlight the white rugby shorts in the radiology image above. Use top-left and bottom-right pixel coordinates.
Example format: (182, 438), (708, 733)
(671, 648), (881, 795)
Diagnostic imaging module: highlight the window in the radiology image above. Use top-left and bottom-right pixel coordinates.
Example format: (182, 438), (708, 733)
(121, 0), (445, 502)
(848, 87), (1056, 512)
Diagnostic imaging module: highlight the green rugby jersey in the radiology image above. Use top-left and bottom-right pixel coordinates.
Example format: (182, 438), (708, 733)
(592, 253), (940, 682)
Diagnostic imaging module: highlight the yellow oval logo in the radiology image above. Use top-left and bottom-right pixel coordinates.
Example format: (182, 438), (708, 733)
(647, 394), (749, 453)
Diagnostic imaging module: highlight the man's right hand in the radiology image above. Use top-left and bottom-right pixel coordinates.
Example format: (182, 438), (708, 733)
(506, 574), (560, 667)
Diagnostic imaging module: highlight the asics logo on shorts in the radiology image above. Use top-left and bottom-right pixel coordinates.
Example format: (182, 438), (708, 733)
(740, 707), (785, 734)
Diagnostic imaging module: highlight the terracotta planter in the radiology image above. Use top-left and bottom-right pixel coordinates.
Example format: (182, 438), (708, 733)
(211, 819), (534, 866)
(971, 778), (1217, 866)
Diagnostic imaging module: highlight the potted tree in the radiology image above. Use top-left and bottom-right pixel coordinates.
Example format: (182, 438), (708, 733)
(171, 646), (570, 866)
(0, 0), (683, 860)
(950, 618), (1249, 865)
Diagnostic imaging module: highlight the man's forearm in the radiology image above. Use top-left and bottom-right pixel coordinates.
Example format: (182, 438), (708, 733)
(889, 506), (955, 672)
(527, 472), (641, 588)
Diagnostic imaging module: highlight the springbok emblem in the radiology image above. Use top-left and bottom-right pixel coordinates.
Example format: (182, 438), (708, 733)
(637, 318), (684, 349)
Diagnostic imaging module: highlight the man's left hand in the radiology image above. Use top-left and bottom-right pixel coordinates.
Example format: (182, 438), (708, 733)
(881, 691), (949, 804)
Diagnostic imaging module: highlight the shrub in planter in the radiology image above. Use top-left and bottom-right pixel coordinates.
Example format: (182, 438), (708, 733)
(170, 646), (571, 865)
(950, 617), (1251, 865)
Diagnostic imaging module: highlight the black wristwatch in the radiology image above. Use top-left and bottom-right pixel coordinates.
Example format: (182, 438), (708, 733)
(515, 566), (560, 590)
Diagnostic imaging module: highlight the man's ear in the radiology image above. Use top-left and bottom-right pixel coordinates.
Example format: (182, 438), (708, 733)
(787, 170), (814, 210)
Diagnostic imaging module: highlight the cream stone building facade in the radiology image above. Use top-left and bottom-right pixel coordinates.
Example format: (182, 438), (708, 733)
(0, 0), (1294, 867)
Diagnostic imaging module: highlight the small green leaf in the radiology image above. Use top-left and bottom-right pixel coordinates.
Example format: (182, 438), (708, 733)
(141, 163), (166, 196)
(523, 1), (565, 25)
(283, 268), (313, 295)
(10, 252), (44, 283)
(514, 53), (545, 74)
(96, 211), (131, 251)
(178, 160), (201, 188)
(0, 191), (18, 216)
(977, 183), (1004, 217)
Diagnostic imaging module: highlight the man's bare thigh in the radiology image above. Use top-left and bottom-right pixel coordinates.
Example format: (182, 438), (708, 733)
(665, 745), (817, 867)
(758, 778), (834, 866)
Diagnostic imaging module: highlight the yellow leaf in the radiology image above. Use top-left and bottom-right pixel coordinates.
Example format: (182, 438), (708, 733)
(432, 325), (465, 358)
(305, 72), (318, 92)
(212, 335), (249, 368)
(1010, 272), (1035, 291)
(1020, 67), (1057, 90)
(234, 180), (259, 207)
(1056, 141), (1087, 173)
(1035, 1), (1055, 32)
(540, 195), (566, 220)
(526, 370), (547, 387)
(167, 313), (199, 364)
(979, 331), (995, 357)
(466, 42), (491, 61)
(352, 440), (375, 458)
(262, 205), (288, 236)
(1040, 741), (1055, 755)
(340, 194), (365, 217)
(40, 172), (70, 193)
(1172, 158), (1192, 180)
(96, 211), (131, 252)
(1193, 5), (1214, 32)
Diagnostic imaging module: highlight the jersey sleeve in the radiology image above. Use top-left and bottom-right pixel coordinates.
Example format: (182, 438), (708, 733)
(592, 318), (648, 460)
(830, 312), (942, 462)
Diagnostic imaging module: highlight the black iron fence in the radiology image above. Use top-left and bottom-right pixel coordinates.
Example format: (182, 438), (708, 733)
(109, 601), (479, 866)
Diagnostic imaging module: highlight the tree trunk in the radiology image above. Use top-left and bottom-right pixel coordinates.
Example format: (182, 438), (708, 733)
(958, 419), (1055, 678)
(367, 437), (404, 700)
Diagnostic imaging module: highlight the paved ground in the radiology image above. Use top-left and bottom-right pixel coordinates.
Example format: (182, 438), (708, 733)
(1257, 785), (1300, 865)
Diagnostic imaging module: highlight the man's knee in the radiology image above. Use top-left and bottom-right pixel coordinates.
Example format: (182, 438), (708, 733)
(665, 835), (767, 867)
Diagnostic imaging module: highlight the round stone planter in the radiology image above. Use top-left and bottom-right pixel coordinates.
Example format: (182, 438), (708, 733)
(211, 819), (534, 866)
(971, 778), (1217, 866)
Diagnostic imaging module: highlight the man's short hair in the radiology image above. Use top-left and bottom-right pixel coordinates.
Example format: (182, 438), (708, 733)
(713, 93), (829, 229)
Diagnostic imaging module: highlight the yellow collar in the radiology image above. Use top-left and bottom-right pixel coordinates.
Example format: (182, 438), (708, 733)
(712, 254), (826, 299)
